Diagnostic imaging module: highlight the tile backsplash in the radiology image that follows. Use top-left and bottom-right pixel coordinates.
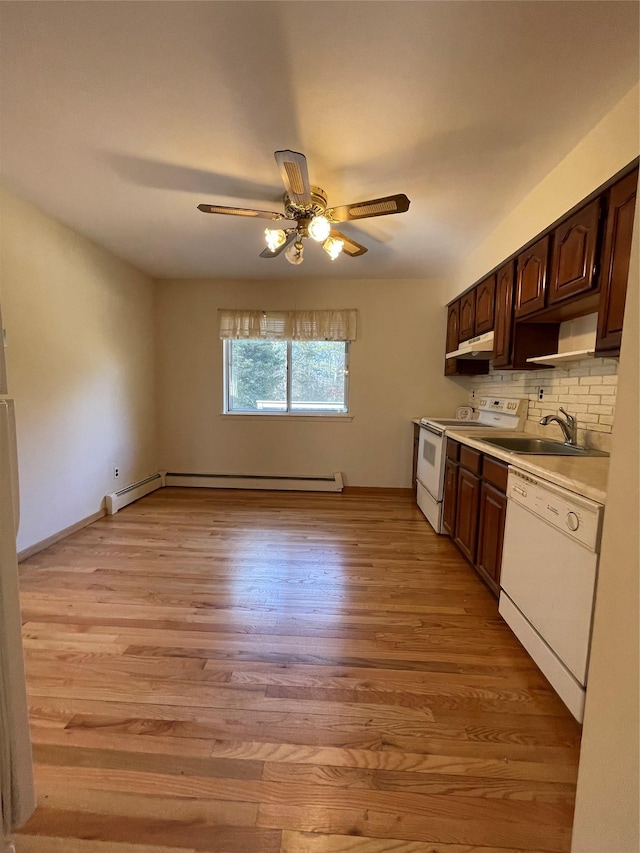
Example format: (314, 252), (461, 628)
(461, 357), (619, 451)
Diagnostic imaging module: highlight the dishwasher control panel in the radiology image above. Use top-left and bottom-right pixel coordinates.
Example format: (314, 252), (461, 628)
(507, 469), (603, 552)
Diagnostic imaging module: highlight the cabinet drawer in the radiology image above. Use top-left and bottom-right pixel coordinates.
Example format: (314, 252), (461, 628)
(482, 456), (508, 492)
(459, 445), (482, 475)
(446, 438), (460, 461)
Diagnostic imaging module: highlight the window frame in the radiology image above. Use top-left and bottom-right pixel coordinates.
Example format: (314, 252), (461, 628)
(222, 339), (351, 417)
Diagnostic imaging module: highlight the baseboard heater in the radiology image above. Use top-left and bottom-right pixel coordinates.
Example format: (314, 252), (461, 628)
(105, 471), (166, 514)
(165, 472), (344, 492)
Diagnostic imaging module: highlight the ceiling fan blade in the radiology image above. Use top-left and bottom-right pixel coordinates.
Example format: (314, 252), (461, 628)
(326, 193), (410, 222)
(259, 231), (298, 258)
(197, 203), (285, 220)
(274, 150), (312, 208)
(330, 229), (368, 257)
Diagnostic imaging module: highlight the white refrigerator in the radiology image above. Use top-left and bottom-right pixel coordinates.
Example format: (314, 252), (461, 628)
(0, 305), (36, 850)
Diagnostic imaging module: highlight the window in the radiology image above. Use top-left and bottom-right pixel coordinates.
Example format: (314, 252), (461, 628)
(224, 339), (349, 415)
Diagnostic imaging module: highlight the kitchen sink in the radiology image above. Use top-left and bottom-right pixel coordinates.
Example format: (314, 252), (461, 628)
(480, 436), (609, 456)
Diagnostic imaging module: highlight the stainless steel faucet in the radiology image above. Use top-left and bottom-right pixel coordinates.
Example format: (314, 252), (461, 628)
(539, 407), (578, 446)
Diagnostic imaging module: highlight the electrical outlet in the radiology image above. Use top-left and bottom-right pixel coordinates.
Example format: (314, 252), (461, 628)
(538, 387), (544, 401)
(471, 389), (476, 398)
(113, 466), (120, 480)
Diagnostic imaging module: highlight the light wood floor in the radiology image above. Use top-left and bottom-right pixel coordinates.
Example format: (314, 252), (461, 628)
(13, 487), (581, 853)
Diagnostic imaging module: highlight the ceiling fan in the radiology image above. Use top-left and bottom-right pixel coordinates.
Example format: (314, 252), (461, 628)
(197, 149), (410, 265)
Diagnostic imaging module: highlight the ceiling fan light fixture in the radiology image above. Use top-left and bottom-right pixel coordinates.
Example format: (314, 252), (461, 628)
(322, 235), (344, 260)
(264, 228), (287, 252)
(285, 239), (304, 265)
(308, 215), (331, 243)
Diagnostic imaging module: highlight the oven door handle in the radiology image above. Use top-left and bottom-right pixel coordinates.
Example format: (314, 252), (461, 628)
(420, 422), (444, 437)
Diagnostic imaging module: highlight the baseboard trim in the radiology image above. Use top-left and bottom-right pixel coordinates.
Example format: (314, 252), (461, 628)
(18, 508), (106, 563)
(165, 472), (344, 492)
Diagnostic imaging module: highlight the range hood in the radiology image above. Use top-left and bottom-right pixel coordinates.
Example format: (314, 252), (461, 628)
(446, 331), (494, 360)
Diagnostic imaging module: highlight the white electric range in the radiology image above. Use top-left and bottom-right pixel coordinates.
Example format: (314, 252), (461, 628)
(416, 397), (528, 533)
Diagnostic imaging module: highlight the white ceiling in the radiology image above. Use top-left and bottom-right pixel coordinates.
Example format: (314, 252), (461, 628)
(1, 1), (638, 280)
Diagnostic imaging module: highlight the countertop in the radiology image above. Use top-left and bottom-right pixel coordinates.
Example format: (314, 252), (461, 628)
(445, 428), (609, 504)
(412, 419), (609, 504)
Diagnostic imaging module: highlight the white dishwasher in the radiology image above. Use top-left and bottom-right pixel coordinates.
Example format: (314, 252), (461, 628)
(499, 468), (603, 722)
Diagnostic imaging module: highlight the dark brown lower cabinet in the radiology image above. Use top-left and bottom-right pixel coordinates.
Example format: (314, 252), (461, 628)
(476, 481), (508, 595)
(444, 440), (509, 598)
(454, 467), (481, 563)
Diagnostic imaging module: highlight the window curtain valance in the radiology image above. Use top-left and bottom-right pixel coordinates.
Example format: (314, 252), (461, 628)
(218, 309), (357, 341)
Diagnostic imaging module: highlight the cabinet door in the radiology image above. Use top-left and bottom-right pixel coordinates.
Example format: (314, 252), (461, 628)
(446, 301), (459, 353)
(475, 275), (496, 334)
(596, 168), (638, 355)
(444, 301), (459, 375)
(459, 290), (476, 341)
(492, 260), (515, 368)
(442, 458), (459, 536)
(548, 199), (601, 306)
(454, 467), (481, 563)
(515, 235), (550, 318)
(476, 481), (507, 591)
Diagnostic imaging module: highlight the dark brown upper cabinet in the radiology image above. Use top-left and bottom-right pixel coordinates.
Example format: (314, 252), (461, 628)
(492, 261), (515, 368)
(444, 162), (637, 373)
(446, 301), (459, 353)
(444, 299), (489, 377)
(459, 290), (476, 341)
(548, 199), (601, 306)
(596, 167), (638, 355)
(515, 235), (550, 318)
(444, 300), (459, 376)
(475, 275), (496, 334)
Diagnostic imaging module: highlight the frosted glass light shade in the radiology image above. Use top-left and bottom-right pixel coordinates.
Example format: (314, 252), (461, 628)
(264, 228), (286, 252)
(285, 240), (304, 265)
(308, 215), (331, 242)
(322, 235), (344, 260)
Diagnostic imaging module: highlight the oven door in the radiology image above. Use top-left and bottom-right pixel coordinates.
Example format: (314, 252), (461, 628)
(416, 423), (445, 501)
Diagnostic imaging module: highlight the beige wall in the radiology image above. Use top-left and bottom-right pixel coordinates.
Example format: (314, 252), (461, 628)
(0, 188), (157, 552)
(155, 277), (467, 488)
(570, 201), (639, 853)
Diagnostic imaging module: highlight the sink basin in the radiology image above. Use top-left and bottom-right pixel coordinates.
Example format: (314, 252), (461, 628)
(480, 436), (609, 457)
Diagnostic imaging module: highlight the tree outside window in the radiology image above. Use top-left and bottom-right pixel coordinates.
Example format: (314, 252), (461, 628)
(226, 340), (348, 414)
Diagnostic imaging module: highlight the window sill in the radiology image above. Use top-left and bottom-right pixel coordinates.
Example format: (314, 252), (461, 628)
(220, 413), (353, 422)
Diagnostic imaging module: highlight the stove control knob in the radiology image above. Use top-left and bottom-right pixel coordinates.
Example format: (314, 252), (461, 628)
(566, 511), (580, 532)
